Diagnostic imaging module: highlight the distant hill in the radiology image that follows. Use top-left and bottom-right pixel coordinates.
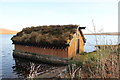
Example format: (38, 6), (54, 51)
(84, 32), (120, 35)
(0, 29), (18, 34)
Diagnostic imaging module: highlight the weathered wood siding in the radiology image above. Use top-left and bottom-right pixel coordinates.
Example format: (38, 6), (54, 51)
(15, 44), (68, 58)
(68, 30), (85, 59)
(68, 34), (76, 59)
(79, 32), (84, 52)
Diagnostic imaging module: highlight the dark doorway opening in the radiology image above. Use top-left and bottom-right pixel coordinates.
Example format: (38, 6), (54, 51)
(76, 39), (80, 54)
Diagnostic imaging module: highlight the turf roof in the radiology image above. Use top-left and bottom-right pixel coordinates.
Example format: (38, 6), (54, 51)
(11, 25), (82, 49)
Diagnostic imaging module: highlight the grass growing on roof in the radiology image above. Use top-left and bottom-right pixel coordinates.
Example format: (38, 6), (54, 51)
(11, 25), (78, 49)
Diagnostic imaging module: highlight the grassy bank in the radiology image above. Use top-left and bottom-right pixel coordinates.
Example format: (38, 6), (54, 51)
(73, 49), (111, 62)
(66, 46), (119, 78)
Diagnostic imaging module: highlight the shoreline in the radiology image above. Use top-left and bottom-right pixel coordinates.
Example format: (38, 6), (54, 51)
(84, 33), (120, 35)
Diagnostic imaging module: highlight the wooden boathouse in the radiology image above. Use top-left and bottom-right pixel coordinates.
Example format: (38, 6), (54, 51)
(11, 25), (86, 64)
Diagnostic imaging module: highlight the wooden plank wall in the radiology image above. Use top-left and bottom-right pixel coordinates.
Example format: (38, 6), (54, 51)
(68, 34), (77, 59)
(68, 30), (85, 59)
(79, 33), (84, 52)
(15, 45), (68, 58)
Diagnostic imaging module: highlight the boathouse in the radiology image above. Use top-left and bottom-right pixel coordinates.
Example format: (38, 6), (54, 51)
(11, 25), (86, 64)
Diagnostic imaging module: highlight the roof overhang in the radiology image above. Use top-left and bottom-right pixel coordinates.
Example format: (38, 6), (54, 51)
(78, 27), (86, 43)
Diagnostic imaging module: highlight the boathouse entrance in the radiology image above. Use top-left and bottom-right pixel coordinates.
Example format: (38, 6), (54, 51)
(76, 39), (80, 54)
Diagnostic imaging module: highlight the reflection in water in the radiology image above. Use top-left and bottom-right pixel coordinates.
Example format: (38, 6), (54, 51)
(12, 57), (59, 78)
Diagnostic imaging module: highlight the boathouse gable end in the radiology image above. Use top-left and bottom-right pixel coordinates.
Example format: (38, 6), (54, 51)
(68, 28), (85, 59)
(11, 25), (86, 59)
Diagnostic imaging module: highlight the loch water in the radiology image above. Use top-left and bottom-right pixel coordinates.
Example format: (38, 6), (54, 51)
(0, 34), (118, 78)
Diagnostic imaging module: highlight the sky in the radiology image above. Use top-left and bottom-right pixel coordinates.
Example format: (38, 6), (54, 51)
(0, 0), (119, 33)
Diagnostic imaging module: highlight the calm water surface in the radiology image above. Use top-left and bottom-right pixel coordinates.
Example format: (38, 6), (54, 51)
(0, 34), (118, 78)
(84, 35), (118, 52)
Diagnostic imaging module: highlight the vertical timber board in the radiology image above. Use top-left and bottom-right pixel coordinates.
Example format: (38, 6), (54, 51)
(14, 44), (68, 58)
(68, 34), (77, 59)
